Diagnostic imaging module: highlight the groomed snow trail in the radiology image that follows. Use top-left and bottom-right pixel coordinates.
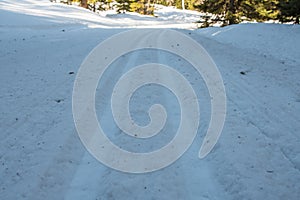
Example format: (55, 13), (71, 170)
(1, 1), (300, 200)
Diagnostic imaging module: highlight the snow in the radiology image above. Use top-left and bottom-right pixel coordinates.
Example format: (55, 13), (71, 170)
(196, 23), (300, 65)
(1, 0), (300, 200)
(0, 0), (201, 29)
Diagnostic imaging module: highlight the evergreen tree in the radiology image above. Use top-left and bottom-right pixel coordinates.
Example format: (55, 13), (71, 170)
(130, 0), (154, 15)
(116, 0), (131, 13)
(197, 0), (236, 25)
(88, 0), (98, 12)
(198, 0), (281, 26)
(251, 0), (279, 21)
(279, 0), (300, 23)
(175, 0), (199, 10)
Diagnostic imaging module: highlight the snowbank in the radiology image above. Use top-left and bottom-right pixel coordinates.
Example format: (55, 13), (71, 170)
(197, 23), (300, 65)
(0, 0), (201, 29)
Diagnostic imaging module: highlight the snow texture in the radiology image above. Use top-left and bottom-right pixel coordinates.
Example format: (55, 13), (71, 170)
(0, 0), (299, 199)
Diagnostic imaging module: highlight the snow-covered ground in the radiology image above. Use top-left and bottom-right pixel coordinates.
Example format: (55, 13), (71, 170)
(1, 0), (300, 199)
(0, 0), (202, 29)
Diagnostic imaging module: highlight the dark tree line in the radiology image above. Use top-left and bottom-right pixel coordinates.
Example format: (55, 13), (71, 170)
(278, 0), (300, 23)
(75, 0), (154, 14)
(196, 0), (300, 25)
(62, 0), (300, 24)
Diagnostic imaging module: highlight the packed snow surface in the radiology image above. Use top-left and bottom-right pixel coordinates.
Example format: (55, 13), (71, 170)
(0, 0), (300, 199)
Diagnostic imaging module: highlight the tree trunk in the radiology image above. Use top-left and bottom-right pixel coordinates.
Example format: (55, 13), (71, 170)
(147, 0), (150, 14)
(81, 0), (88, 8)
(228, 0), (236, 24)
